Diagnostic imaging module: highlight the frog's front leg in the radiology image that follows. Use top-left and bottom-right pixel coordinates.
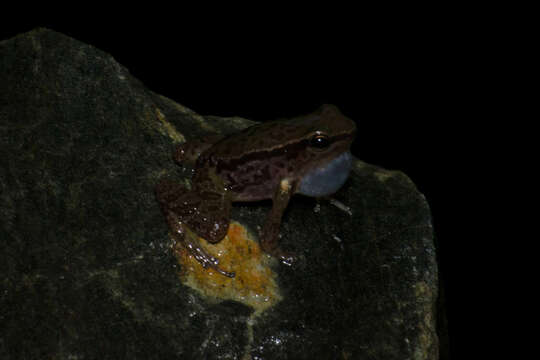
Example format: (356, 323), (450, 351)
(259, 179), (296, 265)
(156, 179), (235, 277)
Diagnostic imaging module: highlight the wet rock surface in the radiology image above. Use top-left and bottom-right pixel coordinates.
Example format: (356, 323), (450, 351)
(0, 29), (439, 359)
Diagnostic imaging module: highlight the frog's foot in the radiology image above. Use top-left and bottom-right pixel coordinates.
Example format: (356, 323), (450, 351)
(262, 245), (296, 267)
(177, 238), (235, 278)
(275, 250), (296, 267)
(327, 197), (353, 216)
(276, 252), (297, 266)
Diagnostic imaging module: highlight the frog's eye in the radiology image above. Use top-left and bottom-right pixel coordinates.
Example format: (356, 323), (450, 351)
(309, 133), (331, 149)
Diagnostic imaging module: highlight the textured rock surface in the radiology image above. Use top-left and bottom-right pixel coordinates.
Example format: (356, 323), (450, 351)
(0, 29), (439, 359)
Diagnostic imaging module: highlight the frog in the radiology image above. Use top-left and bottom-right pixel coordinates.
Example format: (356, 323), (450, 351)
(156, 104), (356, 277)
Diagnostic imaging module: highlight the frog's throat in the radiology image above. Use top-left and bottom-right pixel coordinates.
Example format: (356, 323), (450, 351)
(297, 151), (352, 197)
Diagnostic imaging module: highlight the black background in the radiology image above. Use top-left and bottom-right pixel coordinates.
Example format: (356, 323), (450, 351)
(2, 14), (477, 357)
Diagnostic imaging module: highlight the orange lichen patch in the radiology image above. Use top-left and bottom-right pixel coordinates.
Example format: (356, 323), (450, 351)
(174, 222), (282, 315)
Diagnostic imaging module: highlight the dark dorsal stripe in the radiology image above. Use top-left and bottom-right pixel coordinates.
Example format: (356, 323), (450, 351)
(213, 132), (352, 174)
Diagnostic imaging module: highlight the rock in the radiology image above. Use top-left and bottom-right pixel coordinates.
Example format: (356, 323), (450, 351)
(0, 29), (439, 359)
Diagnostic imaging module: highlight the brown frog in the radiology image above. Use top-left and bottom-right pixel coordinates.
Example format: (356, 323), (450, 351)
(156, 104), (356, 277)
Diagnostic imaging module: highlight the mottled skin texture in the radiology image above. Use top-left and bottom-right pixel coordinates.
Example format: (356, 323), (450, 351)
(156, 105), (356, 277)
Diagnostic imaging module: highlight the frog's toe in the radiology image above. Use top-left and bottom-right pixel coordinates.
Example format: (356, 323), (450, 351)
(278, 252), (296, 266)
(203, 259), (235, 278)
(180, 240), (235, 277)
(266, 248), (296, 266)
(214, 266), (236, 278)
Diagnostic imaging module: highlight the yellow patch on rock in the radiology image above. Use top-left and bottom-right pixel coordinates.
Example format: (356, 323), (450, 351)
(175, 222), (282, 315)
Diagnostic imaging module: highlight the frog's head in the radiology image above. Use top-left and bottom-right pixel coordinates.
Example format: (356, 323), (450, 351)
(292, 104), (356, 197)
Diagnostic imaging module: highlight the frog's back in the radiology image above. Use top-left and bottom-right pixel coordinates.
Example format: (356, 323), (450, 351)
(204, 104), (353, 161)
(196, 104), (355, 201)
(198, 121), (299, 201)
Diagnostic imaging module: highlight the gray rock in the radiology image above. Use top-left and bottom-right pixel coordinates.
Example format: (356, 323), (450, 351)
(0, 28), (439, 359)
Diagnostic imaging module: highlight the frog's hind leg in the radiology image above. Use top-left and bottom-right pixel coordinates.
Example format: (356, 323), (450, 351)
(173, 135), (224, 166)
(155, 179), (235, 278)
(169, 212), (235, 278)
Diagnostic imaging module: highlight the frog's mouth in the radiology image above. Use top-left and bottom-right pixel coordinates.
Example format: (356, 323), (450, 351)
(296, 151), (353, 197)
